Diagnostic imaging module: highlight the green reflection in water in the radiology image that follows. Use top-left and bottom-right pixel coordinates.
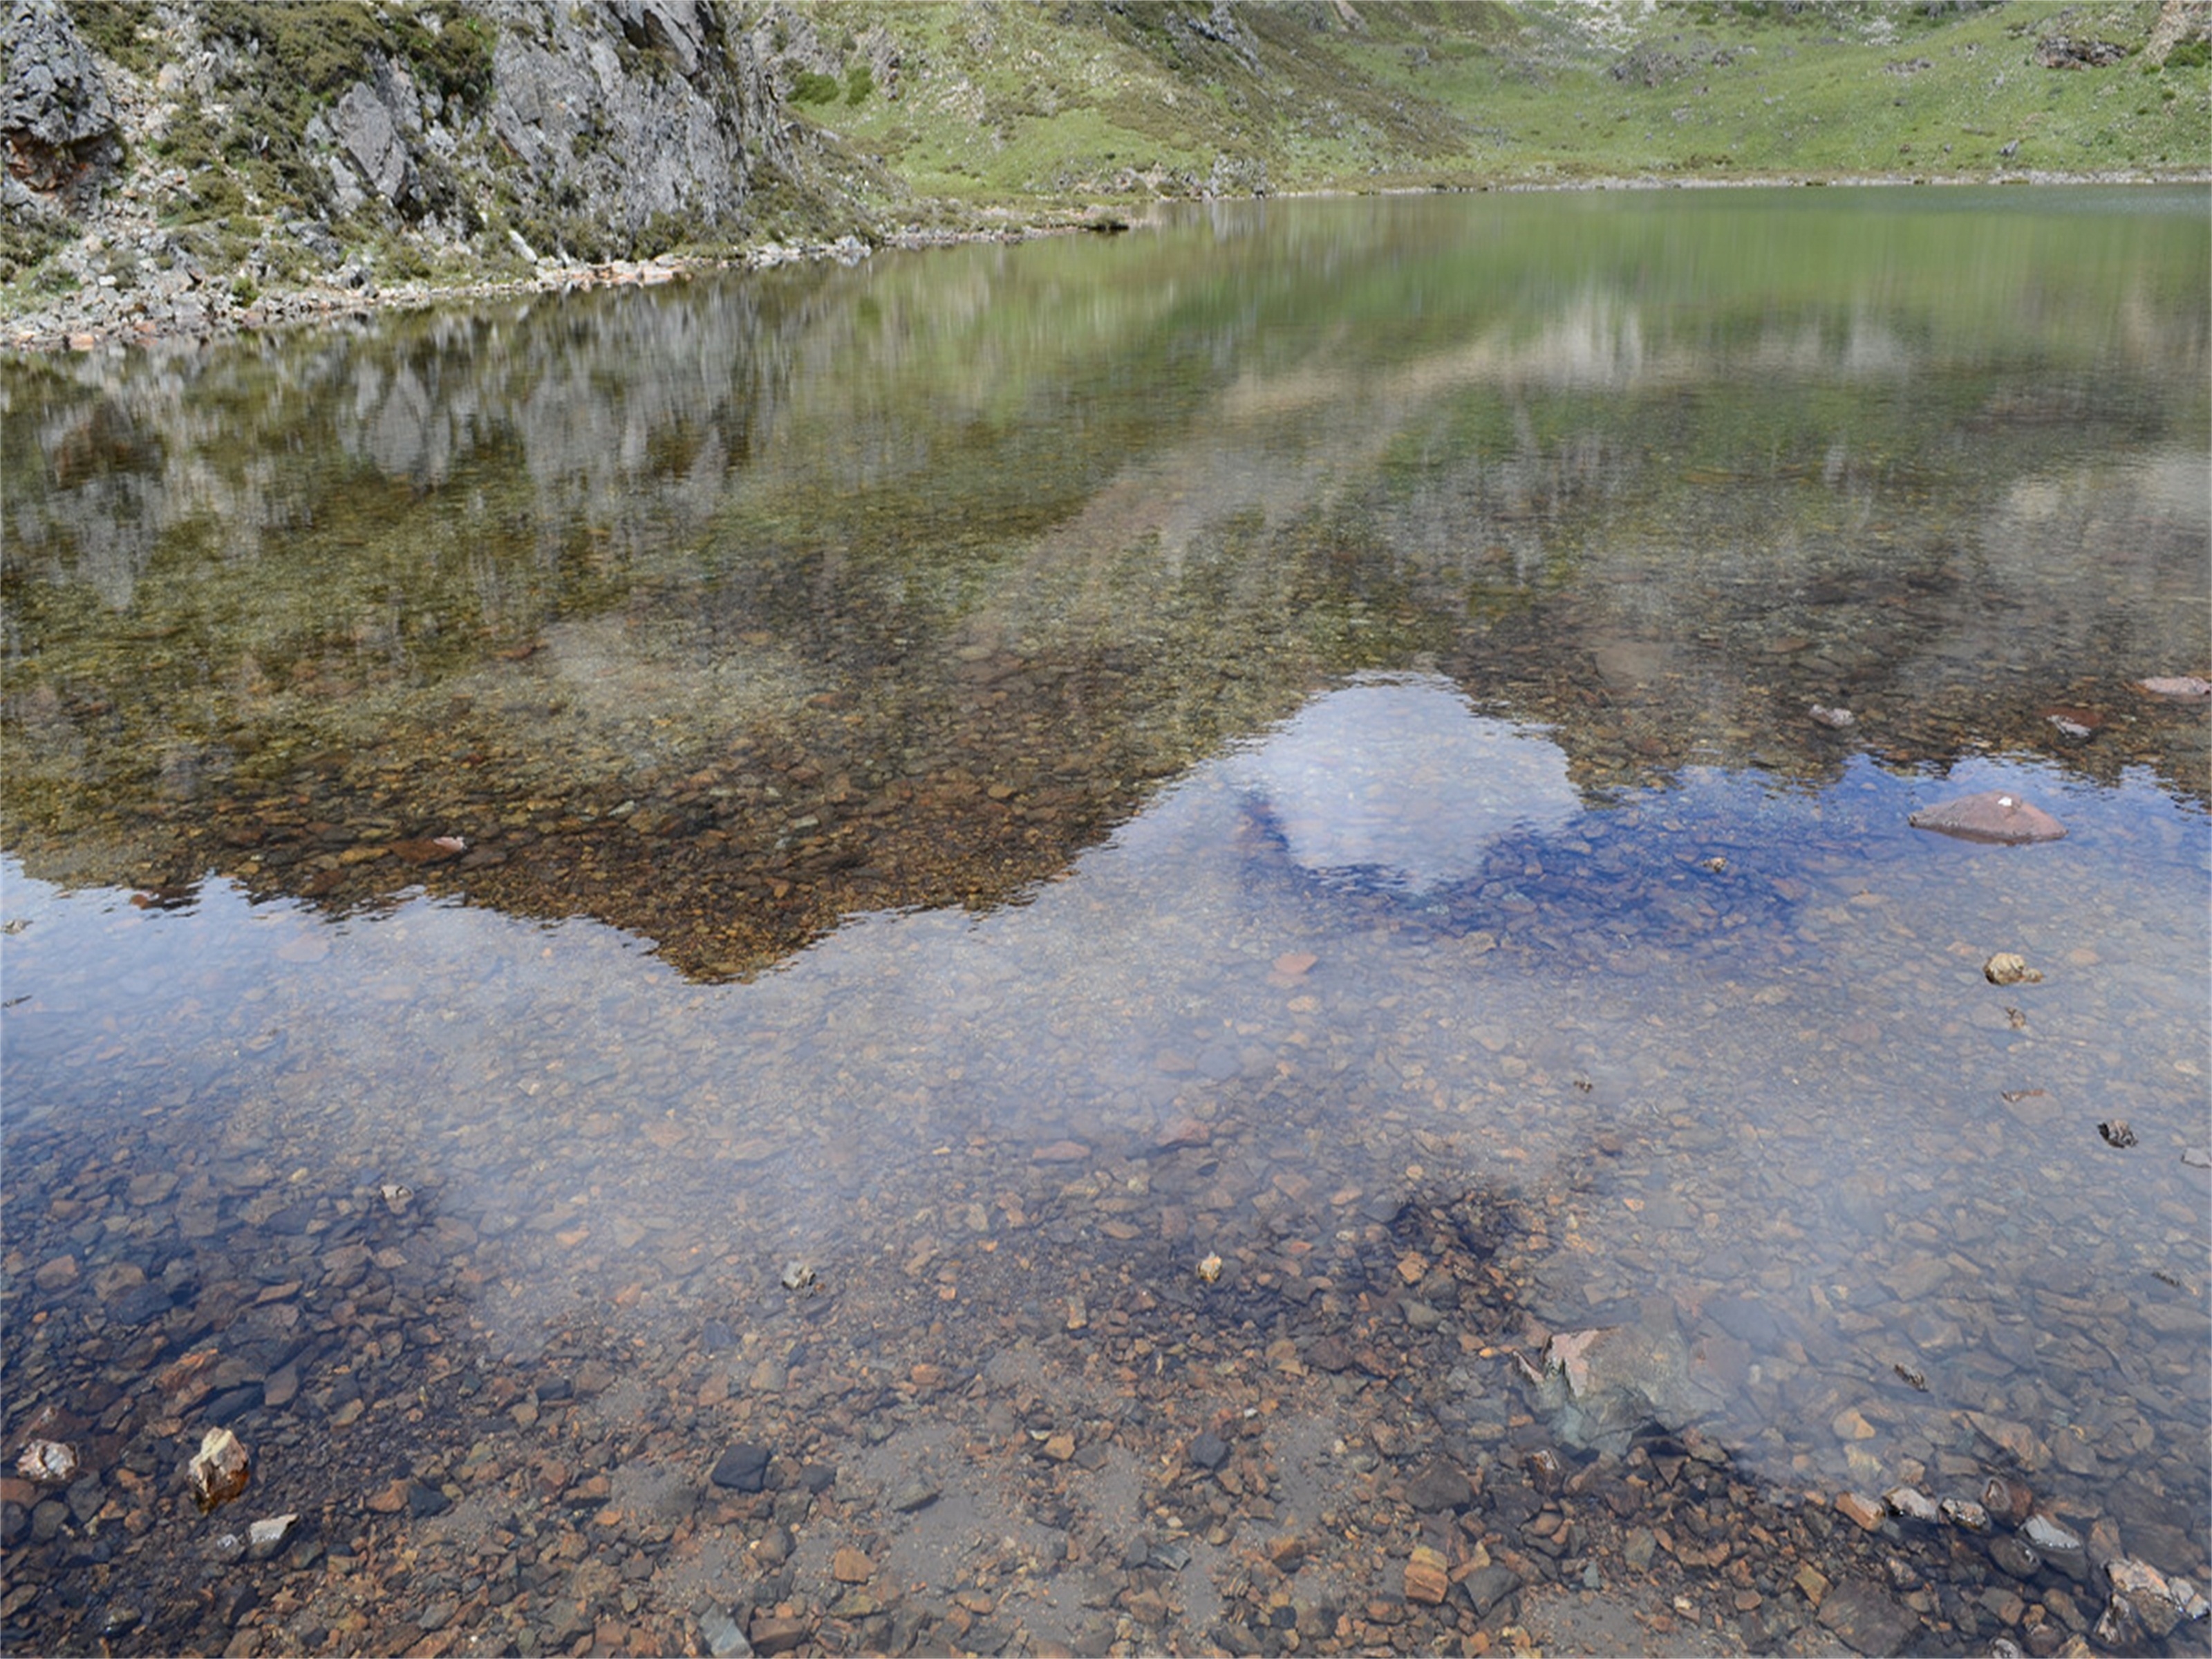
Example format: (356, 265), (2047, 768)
(3, 186), (2206, 979)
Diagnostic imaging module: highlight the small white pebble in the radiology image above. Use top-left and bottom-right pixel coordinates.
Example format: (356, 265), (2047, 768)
(1998, 796), (2013, 807)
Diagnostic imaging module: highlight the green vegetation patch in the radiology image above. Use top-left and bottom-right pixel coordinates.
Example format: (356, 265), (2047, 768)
(0, 216), (72, 286)
(201, 2), (494, 111)
(67, 0), (162, 75)
(142, 1), (495, 245)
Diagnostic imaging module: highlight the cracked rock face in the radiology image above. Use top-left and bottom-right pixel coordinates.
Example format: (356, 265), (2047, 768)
(1, 0), (120, 193)
(331, 80), (415, 206)
(479, 0), (789, 246)
(609, 0), (709, 77)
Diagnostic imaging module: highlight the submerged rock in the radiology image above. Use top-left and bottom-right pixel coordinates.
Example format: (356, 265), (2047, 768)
(709, 1443), (771, 1492)
(1403, 1462), (1474, 1513)
(1524, 1321), (1723, 1453)
(1982, 1474), (2034, 1525)
(2024, 1515), (2088, 1578)
(2098, 1557), (2209, 1644)
(1940, 1497), (1991, 1533)
(1816, 1575), (1921, 1656)
(389, 836), (467, 865)
(1403, 1544), (1450, 1605)
(187, 1427), (250, 1513)
(15, 1439), (75, 1484)
(697, 1604), (752, 1658)
(1884, 1485), (1939, 1524)
(1835, 1491), (1885, 1532)
(2137, 675), (2212, 699)
(1908, 791), (2065, 844)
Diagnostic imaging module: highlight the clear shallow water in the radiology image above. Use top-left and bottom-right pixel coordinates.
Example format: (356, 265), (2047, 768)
(3, 187), (2209, 1657)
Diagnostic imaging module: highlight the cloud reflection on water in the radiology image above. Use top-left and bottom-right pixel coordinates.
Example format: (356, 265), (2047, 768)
(1228, 674), (1582, 895)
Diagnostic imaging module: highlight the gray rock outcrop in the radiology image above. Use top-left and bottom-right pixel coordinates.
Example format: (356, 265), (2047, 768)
(328, 78), (415, 209)
(478, 0), (793, 257)
(1, 0), (119, 196)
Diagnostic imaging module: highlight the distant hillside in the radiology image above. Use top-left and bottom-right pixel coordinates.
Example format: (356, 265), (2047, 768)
(3, 0), (2206, 346)
(803, 0), (2211, 197)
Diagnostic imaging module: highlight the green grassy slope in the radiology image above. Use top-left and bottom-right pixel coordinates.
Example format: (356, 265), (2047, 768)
(796, 0), (2209, 207)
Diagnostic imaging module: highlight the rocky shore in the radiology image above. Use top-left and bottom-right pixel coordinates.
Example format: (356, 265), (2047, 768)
(8, 167), (2205, 358)
(6, 0), (2206, 359)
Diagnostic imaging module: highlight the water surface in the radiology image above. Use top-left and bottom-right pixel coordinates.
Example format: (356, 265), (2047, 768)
(3, 187), (2208, 1658)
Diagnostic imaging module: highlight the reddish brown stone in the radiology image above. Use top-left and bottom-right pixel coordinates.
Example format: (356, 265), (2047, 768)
(186, 1427), (250, 1514)
(1404, 1544), (1450, 1605)
(1907, 791), (2064, 844)
(31, 1255), (77, 1292)
(748, 1614), (809, 1656)
(390, 836), (467, 865)
(1836, 1491), (1886, 1532)
(1153, 1116), (1210, 1150)
(367, 1479), (409, 1514)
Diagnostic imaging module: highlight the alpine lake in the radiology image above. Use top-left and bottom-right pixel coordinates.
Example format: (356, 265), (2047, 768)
(2, 186), (2208, 1659)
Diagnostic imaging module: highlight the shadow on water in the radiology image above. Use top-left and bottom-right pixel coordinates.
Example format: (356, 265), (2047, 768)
(2, 187), (2209, 1656)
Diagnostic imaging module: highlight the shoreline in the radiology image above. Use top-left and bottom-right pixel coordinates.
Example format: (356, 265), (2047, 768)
(7, 167), (2206, 358)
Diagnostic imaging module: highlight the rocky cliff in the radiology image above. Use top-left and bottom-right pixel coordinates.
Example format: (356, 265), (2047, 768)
(0, 0), (886, 344)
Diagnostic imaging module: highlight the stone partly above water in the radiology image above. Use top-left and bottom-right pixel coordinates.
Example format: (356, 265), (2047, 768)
(1907, 791), (2067, 844)
(185, 1427), (250, 1514)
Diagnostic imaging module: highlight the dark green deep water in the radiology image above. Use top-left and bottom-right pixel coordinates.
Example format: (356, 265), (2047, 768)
(1, 187), (2208, 1656)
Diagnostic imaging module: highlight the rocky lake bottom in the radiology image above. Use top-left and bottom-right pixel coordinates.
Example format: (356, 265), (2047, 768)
(4, 728), (2209, 1659)
(3, 186), (2209, 1657)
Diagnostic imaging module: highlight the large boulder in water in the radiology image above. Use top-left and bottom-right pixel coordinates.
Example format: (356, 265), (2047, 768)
(1521, 1322), (1725, 1453)
(1908, 791), (2065, 845)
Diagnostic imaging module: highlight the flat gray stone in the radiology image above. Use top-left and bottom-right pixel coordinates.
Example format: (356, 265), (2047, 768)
(1403, 1461), (1473, 1512)
(1460, 1562), (1522, 1619)
(1817, 1577), (1921, 1656)
(709, 1443), (771, 1492)
(697, 1604), (752, 1658)
(1187, 1432), (1228, 1472)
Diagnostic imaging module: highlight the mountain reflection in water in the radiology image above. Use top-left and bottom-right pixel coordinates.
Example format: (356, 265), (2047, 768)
(3, 187), (2206, 980)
